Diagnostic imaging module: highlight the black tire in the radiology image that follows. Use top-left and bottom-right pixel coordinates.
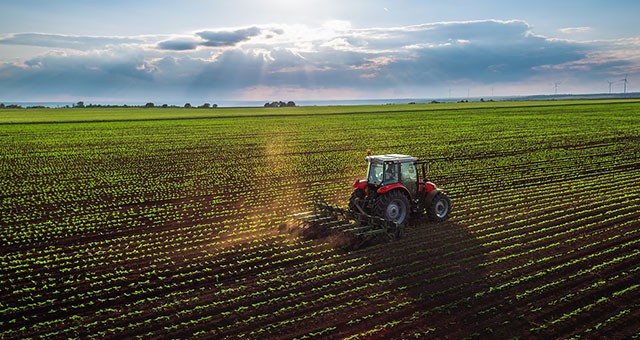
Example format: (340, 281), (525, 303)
(374, 190), (410, 226)
(426, 191), (451, 222)
(348, 189), (366, 213)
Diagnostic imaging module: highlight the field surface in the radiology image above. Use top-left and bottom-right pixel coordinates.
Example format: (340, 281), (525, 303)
(1, 100), (639, 339)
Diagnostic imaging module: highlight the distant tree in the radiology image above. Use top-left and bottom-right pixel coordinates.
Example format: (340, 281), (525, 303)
(75, 101), (85, 108)
(184, 103), (192, 108)
(212, 104), (218, 108)
(145, 102), (155, 108)
(200, 103), (211, 108)
(161, 104), (168, 108)
(265, 101), (296, 107)
(0, 103), (4, 109)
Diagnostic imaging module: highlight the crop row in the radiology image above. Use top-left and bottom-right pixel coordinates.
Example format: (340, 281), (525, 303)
(2, 101), (639, 338)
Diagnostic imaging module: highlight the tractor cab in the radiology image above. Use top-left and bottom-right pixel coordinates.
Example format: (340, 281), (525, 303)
(365, 154), (420, 198)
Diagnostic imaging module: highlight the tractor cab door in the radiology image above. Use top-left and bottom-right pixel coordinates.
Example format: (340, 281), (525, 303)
(400, 162), (418, 198)
(382, 162), (399, 184)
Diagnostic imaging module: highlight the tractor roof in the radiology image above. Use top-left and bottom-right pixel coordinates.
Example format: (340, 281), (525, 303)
(366, 154), (417, 163)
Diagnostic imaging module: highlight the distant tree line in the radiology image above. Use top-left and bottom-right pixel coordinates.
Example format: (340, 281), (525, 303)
(145, 102), (218, 108)
(264, 101), (296, 107)
(72, 101), (219, 109)
(0, 103), (24, 109)
(0, 103), (52, 109)
(3, 100), (301, 109)
(0, 102), (229, 109)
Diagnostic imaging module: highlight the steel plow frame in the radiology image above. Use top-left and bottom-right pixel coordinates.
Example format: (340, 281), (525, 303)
(290, 202), (403, 250)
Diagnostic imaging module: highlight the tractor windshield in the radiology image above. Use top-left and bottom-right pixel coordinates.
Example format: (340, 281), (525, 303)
(367, 162), (384, 186)
(367, 162), (399, 186)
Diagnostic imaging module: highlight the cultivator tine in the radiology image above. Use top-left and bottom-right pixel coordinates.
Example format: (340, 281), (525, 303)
(290, 201), (403, 249)
(288, 210), (314, 218)
(321, 219), (351, 228)
(342, 225), (373, 233)
(307, 215), (338, 224)
(330, 222), (357, 231)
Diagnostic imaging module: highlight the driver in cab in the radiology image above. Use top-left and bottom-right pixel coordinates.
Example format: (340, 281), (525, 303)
(385, 164), (397, 182)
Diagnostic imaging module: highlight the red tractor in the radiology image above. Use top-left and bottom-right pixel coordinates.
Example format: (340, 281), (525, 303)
(293, 153), (451, 248)
(349, 153), (451, 226)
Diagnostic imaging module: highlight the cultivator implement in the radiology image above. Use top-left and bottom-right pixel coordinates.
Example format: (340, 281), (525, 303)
(290, 202), (403, 249)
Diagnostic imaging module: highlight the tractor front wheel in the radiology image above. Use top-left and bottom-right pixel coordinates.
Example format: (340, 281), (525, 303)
(375, 190), (410, 226)
(426, 191), (451, 222)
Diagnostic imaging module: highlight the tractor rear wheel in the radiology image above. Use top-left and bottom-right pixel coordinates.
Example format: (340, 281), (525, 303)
(426, 191), (451, 222)
(375, 190), (410, 226)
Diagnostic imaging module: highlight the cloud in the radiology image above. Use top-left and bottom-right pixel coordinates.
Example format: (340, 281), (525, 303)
(197, 27), (261, 47)
(0, 33), (145, 50)
(157, 38), (200, 51)
(559, 27), (592, 34)
(0, 53), (156, 102)
(157, 27), (266, 51)
(1, 20), (639, 101)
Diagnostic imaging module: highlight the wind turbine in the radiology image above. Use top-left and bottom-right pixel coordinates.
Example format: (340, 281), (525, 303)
(554, 82), (561, 95)
(607, 80), (614, 94)
(621, 74), (628, 93)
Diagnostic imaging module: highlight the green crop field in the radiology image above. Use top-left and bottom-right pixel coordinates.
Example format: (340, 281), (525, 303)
(1, 100), (639, 339)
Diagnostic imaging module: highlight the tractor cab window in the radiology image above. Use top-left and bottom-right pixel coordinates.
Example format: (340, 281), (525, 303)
(367, 162), (384, 185)
(383, 163), (399, 184)
(401, 162), (418, 196)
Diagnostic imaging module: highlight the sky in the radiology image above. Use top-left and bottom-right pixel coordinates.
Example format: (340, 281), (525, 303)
(1, 0), (639, 104)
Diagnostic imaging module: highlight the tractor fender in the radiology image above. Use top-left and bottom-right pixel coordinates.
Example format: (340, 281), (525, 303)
(352, 179), (368, 191)
(418, 180), (437, 193)
(425, 181), (437, 193)
(377, 183), (412, 200)
(425, 188), (444, 205)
